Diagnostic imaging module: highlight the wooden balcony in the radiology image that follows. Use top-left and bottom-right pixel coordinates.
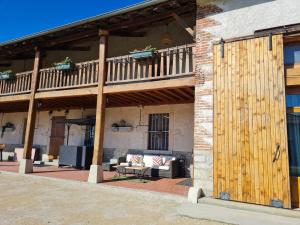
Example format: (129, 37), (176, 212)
(0, 71), (32, 96)
(0, 44), (195, 101)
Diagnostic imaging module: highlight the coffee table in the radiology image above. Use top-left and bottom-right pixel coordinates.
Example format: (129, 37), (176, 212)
(125, 166), (150, 180)
(113, 165), (150, 180)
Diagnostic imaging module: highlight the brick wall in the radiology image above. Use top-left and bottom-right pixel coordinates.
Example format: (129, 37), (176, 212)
(193, 3), (222, 196)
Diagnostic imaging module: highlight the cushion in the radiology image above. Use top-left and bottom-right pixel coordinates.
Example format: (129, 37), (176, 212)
(110, 158), (118, 164)
(162, 156), (176, 166)
(143, 155), (154, 167)
(126, 154), (143, 166)
(120, 162), (129, 166)
(158, 165), (170, 170)
(152, 156), (163, 167)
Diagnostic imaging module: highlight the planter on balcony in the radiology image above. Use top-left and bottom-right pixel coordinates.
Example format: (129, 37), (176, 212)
(0, 71), (15, 80)
(130, 50), (156, 59)
(55, 62), (75, 71)
(54, 57), (75, 71)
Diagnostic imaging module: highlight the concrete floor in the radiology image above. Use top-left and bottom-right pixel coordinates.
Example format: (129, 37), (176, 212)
(0, 172), (224, 225)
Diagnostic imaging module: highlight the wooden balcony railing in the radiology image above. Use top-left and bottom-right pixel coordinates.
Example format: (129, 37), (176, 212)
(0, 44), (196, 97)
(0, 71), (32, 96)
(106, 44), (195, 85)
(38, 60), (99, 91)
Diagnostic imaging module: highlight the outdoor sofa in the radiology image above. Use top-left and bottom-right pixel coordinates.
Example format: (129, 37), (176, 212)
(118, 153), (180, 178)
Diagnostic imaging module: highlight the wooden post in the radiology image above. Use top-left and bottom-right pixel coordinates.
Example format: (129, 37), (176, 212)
(88, 29), (108, 183)
(19, 48), (41, 174)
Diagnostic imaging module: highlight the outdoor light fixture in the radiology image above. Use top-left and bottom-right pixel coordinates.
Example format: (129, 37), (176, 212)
(269, 33), (273, 51)
(220, 38), (225, 59)
(65, 109), (69, 116)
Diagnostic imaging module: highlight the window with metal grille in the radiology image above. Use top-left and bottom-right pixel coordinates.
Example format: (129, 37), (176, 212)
(148, 113), (169, 150)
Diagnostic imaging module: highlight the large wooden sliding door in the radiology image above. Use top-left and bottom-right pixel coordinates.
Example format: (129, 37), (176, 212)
(213, 35), (291, 208)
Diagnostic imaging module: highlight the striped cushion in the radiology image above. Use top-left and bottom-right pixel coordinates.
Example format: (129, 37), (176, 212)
(131, 155), (142, 164)
(152, 156), (163, 166)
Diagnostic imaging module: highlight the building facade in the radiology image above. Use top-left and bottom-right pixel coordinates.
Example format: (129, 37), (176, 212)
(0, 0), (300, 209)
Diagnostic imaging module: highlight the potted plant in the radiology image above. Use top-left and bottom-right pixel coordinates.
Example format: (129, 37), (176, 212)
(130, 45), (157, 59)
(54, 57), (75, 71)
(0, 70), (15, 80)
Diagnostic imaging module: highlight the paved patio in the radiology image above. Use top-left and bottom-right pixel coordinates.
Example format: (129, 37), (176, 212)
(0, 161), (190, 196)
(0, 172), (226, 225)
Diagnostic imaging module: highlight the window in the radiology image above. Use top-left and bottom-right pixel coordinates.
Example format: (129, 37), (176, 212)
(148, 113), (169, 150)
(284, 44), (300, 65)
(287, 94), (300, 107)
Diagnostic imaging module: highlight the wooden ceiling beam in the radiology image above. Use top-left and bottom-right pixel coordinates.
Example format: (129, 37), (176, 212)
(171, 13), (194, 37)
(162, 89), (185, 101)
(175, 88), (193, 99)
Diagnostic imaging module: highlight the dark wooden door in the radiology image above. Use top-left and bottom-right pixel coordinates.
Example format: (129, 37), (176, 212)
(213, 35), (291, 208)
(49, 116), (65, 159)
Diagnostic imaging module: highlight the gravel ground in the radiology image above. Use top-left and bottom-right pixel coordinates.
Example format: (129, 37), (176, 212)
(0, 172), (227, 225)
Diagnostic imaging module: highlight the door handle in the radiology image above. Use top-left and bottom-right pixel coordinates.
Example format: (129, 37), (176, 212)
(272, 143), (281, 163)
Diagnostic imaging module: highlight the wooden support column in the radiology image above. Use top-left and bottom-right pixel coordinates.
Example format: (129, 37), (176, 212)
(88, 29), (108, 183)
(19, 48), (41, 174)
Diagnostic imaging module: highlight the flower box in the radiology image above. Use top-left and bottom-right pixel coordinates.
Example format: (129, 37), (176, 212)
(55, 63), (75, 71)
(130, 50), (156, 59)
(0, 71), (15, 80)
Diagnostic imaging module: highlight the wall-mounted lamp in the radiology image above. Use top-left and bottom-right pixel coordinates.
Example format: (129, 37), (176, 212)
(48, 111), (53, 116)
(269, 33), (273, 51)
(220, 38), (225, 59)
(65, 109), (69, 116)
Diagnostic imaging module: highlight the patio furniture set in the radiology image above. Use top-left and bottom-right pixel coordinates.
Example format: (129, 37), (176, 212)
(103, 152), (180, 179)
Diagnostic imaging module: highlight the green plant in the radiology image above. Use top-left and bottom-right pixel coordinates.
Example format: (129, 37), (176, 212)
(0, 70), (13, 74)
(54, 57), (73, 66)
(131, 45), (157, 53)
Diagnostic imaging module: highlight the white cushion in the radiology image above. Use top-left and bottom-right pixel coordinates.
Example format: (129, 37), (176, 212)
(162, 156), (176, 165)
(158, 166), (170, 170)
(143, 155), (154, 167)
(110, 158), (118, 164)
(120, 162), (129, 166)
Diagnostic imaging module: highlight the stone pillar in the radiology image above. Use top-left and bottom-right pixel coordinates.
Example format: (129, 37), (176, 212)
(188, 3), (223, 203)
(88, 30), (109, 184)
(19, 49), (41, 174)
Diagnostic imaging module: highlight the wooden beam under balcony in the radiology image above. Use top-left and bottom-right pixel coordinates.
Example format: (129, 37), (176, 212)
(0, 94), (30, 103)
(103, 76), (195, 94)
(35, 87), (98, 100)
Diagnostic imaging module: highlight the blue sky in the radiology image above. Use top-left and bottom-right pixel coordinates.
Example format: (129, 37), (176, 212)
(0, 0), (144, 43)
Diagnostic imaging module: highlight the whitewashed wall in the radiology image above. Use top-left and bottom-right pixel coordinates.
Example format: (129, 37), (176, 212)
(104, 104), (194, 152)
(0, 104), (194, 154)
(206, 0), (300, 40)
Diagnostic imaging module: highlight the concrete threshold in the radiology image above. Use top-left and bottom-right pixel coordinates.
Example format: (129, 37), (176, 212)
(198, 197), (300, 219)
